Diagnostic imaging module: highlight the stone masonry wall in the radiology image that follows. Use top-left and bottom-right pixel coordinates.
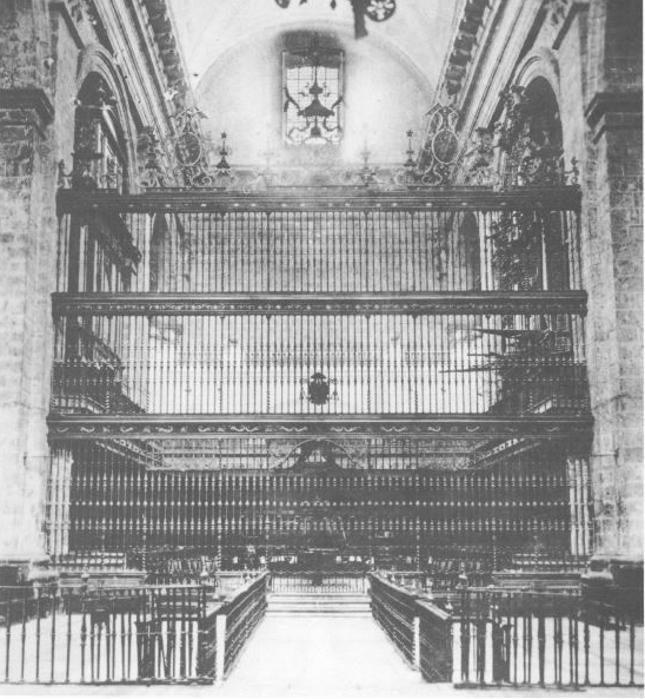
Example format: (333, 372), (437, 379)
(0, 0), (56, 559)
(0, 0), (182, 561)
(583, 0), (642, 557)
(451, 0), (643, 560)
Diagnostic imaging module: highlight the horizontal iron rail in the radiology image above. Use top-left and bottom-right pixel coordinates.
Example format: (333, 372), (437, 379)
(56, 186), (582, 214)
(47, 413), (594, 441)
(52, 291), (588, 318)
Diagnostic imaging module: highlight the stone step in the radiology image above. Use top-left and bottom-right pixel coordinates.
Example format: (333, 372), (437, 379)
(268, 599), (370, 608)
(268, 607), (371, 616)
(267, 592), (370, 603)
(267, 591), (371, 615)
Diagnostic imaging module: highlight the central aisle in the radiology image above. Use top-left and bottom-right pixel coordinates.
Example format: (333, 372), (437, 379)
(221, 614), (430, 697)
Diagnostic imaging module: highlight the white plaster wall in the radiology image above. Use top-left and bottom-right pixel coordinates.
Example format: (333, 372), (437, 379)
(195, 25), (432, 165)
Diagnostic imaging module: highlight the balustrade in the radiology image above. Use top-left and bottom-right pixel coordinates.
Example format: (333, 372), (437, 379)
(369, 574), (419, 666)
(0, 584), (207, 683)
(219, 573), (268, 678)
(0, 574), (268, 685)
(368, 575), (644, 688)
(454, 589), (643, 688)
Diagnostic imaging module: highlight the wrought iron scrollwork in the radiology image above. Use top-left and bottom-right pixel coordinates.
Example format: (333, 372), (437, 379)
(173, 106), (215, 188)
(462, 127), (500, 188)
(137, 126), (173, 189)
(463, 84), (580, 189)
(138, 109), (237, 191)
(409, 103), (462, 186)
(495, 85), (566, 188)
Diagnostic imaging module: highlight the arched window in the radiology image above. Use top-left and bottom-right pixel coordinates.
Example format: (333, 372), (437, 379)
(282, 32), (344, 147)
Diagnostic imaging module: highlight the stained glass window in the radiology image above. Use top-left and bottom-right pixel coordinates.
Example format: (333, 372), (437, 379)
(282, 44), (344, 147)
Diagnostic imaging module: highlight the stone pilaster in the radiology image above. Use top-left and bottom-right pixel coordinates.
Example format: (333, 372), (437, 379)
(583, 0), (642, 561)
(0, 0), (56, 562)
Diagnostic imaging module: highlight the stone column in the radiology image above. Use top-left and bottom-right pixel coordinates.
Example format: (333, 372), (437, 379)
(0, 0), (56, 566)
(583, 0), (642, 560)
(47, 448), (73, 559)
(566, 455), (593, 557)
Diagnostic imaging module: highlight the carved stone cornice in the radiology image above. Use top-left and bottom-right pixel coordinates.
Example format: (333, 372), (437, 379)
(47, 413), (593, 441)
(56, 185), (582, 214)
(443, 0), (490, 98)
(140, 0), (189, 104)
(51, 291), (588, 318)
(0, 88), (54, 135)
(584, 91), (643, 143)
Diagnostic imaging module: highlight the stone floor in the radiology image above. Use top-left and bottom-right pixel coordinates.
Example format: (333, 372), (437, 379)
(3, 613), (643, 698)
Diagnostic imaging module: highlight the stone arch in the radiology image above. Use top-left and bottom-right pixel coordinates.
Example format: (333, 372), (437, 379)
(512, 48), (561, 101)
(75, 45), (138, 191)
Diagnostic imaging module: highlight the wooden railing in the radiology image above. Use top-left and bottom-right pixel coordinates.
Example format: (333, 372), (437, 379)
(368, 575), (644, 688)
(196, 572), (268, 683)
(369, 574), (420, 667)
(417, 598), (453, 682)
(0, 583), (208, 683)
(0, 574), (268, 684)
(220, 573), (268, 679)
(453, 588), (643, 688)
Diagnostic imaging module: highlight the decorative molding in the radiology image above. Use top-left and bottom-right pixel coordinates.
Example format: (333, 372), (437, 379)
(47, 414), (593, 441)
(52, 291), (588, 318)
(56, 185), (582, 214)
(0, 88), (55, 134)
(584, 91), (643, 143)
(140, 0), (189, 105)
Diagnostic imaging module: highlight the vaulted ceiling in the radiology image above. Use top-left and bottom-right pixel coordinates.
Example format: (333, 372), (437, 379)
(167, 0), (462, 92)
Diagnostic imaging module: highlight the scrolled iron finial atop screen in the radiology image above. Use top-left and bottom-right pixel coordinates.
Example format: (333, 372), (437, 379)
(274, 0), (396, 39)
(411, 103), (461, 186)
